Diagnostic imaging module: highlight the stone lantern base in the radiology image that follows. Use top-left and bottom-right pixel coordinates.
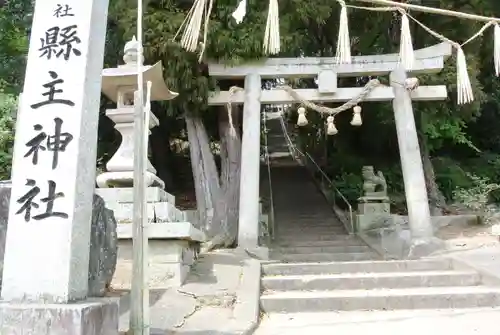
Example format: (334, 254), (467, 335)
(96, 171), (164, 189)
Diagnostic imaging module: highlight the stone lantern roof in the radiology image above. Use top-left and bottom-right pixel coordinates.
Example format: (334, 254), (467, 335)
(101, 36), (178, 102)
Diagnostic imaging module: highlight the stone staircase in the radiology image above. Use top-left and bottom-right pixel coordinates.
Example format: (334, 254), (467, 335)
(268, 165), (377, 263)
(259, 114), (500, 316)
(261, 258), (500, 313)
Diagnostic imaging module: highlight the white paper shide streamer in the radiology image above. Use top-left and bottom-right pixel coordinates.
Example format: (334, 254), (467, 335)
(455, 47), (474, 104)
(232, 0), (247, 24)
(335, 0), (351, 64)
(263, 0), (280, 54)
(399, 11), (414, 70)
(494, 23), (500, 76)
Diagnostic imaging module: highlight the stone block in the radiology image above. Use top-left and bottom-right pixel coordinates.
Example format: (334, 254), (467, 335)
(95, 187), (175, 204)
(113, 222), (203, 288)
(106, 202), (185, 224)
(0, 184), (118, 298)
(184, 209), (200, 229)
(116, 222), (205, 242)
(356, 214), (393, 232)
(360, 221), (446, 260)
(154, 202), (186, 222)
(0, 184), (11, 291)
(114, 240), (197, 288)
(357, 202), (390, 215)
(0, 297), (119, 335)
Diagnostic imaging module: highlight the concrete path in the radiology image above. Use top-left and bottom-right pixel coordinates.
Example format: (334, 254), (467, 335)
(255, 308), (500, 334)
(116, 250), (259, 334)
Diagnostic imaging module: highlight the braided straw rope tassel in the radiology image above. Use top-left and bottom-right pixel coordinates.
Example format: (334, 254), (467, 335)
(494, 24), (500, 76)
(263, 0), (280, 54)
(336, 0), (351, 64)
(346, 5), (500, 104)
(173, 0), (214, 61)
(406, 13), (475, 104)
(277, 79), (380, 117)
(398, 9), (414, 70)
(277, 79), (380, 133)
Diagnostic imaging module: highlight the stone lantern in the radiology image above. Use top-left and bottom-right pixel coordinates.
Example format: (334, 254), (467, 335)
(96, 36), (178, 189)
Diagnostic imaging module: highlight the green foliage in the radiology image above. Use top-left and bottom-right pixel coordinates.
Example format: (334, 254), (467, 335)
(453, 173), (500, 224)
(0, 94), (16, 179)
(0, 0), (31, 94)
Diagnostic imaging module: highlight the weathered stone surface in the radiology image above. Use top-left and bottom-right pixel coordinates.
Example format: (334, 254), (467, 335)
(0, 182), (11, 291)
(0, 183), (117, 297)
(0, 297), (119, 335)
(88, 194), (118, 297)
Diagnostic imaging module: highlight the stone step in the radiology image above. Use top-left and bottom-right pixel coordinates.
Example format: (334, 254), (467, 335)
(273, 211), (334, 216)
(272, 187), (321, 192)
(255, 309), (500, 334)
(262, 270), (481, 291)
(274, 239), (366, 248)
(275, 222), (343, 227)
(262, 259), (452, 276)
(276, 231), (347, 239)
(268, 152), (293, 158)
(271, 252), (378, 263)
(260, 286), (500, 313)
(274, 245), (372, 254)
(276, 227), (346, 234)
(274, 215), (340, 220)
(275, 227), (346, 233)
(274, 212), (336, 216)
(276, 234), (348, 241)
(274, 234), (354, 242)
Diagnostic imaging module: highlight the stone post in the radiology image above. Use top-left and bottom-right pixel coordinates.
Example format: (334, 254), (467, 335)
(0, 0), (119, 333)
(390, 68), (439, 254)
(237, 74), (262, 249)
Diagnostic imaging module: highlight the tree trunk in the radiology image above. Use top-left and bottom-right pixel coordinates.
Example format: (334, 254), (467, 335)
(417, 113), (448, 216)
(185, 113), (215, 232)
(185, 109), (242, 251)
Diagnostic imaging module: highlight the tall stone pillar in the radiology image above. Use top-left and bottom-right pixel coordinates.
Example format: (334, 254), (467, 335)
(0, 0), (119, 333)
(237, 73), (262, 249)
(390, 68), (441, 256)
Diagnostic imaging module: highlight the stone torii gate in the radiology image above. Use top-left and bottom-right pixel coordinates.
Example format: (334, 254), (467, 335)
(208, 42), (452, 254)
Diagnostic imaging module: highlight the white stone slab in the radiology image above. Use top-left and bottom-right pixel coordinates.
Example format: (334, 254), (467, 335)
(95, 187), (175, 204)
(117, 222), (205, 242)
(209, 86), (448, 105)
(1, 0), (109, 303)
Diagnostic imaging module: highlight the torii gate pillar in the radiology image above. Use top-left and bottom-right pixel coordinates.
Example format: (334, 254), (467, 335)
(237, 73), (262, 249)
(391, 68), (443, 256)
